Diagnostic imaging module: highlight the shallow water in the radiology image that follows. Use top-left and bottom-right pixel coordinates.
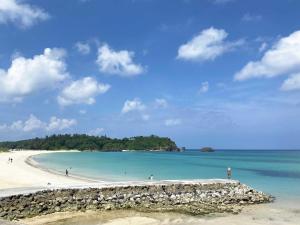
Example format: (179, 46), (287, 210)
(33, 150), (300, 199)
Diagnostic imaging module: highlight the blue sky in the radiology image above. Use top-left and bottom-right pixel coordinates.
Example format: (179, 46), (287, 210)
(0, 0), (300, 149)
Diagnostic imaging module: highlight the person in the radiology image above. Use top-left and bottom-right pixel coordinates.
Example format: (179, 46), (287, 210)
(227, 167), (232, 179)
(148, 174), (154, 180)
(65, 169), (69, 176)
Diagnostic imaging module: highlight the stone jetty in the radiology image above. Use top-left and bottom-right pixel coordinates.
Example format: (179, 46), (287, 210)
(0, 179), (273, 221)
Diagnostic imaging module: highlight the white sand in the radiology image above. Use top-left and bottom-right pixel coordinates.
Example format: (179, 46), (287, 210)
(0, 150), (88, 190)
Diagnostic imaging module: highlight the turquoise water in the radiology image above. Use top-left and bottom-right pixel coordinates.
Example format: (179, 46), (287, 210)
(33, 150), (300, 199)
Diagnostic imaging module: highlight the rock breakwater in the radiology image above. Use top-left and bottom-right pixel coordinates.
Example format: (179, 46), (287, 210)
(0, 180), (273, 221)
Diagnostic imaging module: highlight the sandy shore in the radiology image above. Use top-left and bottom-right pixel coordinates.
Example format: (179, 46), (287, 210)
(0, 150), (89, 190)
(22, 201), (300, 225)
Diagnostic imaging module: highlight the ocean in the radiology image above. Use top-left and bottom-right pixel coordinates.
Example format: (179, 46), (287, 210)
(32, 150), (300, 200)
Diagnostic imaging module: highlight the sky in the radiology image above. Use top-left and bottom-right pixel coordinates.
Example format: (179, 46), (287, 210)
(0, 0), (300, 149)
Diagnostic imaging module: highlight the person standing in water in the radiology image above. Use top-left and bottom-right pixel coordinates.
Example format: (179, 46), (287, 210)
(65, 169), (69, 176)
(227, 167), (232, 179)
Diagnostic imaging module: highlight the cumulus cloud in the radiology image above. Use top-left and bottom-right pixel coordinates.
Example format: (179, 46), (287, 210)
(0, 48), (69, 102)
(141, 114), (150, 121)
(79, 109), (87, 115)
(242, 13), (262, 22)
(0, 114), (76, 132)
(96, 44), (145, 76)
(75, 42), (91, 55)
(165, 118), (181, 126)
(280, 73), (300, 91)
(155, 98), (168, 108)
(122, 98), (145, 113)
(199, 81), (209, 93)
(177, 27), (242, 61)
(22, 114), (45, 132)
(58, 77), (110, 106)
(235, 30), (300, 81)
(46, 117), (77, 131)
(0, 0), (49, 28)
(88, 127), (104, 136)
(259, 42), (268, 53)
(0, 124), (7, 130)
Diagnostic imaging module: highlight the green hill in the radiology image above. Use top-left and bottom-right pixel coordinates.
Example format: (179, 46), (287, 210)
(0, 134), (179, 151)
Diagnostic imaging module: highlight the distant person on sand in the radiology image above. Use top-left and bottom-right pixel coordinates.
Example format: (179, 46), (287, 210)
(227, 167), (232, 179)
(65, 169), (69, 176)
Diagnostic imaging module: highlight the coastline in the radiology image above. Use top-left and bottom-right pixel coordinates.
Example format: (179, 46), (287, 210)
(0, 150), (90, 191)
(0, 150), (299, 225)
(25, 154), (101, 184)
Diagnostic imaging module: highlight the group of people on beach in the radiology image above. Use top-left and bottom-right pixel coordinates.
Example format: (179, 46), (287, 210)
(7, 157), (13, 163)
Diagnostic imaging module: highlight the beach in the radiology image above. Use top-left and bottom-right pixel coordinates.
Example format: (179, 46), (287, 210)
(0, 150), (89, 191)
(0, 150), (299, 225)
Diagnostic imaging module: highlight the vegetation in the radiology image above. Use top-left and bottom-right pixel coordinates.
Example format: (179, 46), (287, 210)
(200, 147), (214, 152)
(0, 147), (8, 152)
(0, 134), (179, 151)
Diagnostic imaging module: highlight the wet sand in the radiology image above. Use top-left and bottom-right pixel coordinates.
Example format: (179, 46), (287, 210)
(22, 200), (300, 225)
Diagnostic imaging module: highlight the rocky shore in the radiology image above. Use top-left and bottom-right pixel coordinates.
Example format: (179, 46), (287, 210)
(0, 180), (273, 221)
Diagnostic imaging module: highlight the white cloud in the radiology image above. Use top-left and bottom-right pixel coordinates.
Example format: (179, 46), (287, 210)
(216, 82), (226, 88)
(0, 114), (76, 132)
(259, 42), (268, 53)
(88, 127), (104, 136)
(155, 98), (168, 108)
(0, 0), (49, 28)
(23, 114), (45, 132)
(96, 44), (145, 76)
(177, 27), (242, 61)
(141, 114), (150, 121)
(235, 30), (300, 81)
(58, 77), (110, 106)
(0, 124), (7, 130)
(79, 109), (87, 115)
(280, 73), (300, 91)
(165, 118), (181, 126)
(10, 120), (23, 130)
(75, 42), (90, 55)
(0, 48), (69, 102)
(46, 117), (77, 131)
(122, 98), (145, 113)
(242, 13), (262, 22)
(199, 81), (209, 93)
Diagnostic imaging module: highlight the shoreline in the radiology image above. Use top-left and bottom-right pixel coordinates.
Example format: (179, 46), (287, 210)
(1, 150), (300, 225)
(0, 150), (91, 191)
(25, 154), (101, 184)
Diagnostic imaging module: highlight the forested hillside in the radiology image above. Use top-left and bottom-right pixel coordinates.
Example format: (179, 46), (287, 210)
(0, 134), (179, 151)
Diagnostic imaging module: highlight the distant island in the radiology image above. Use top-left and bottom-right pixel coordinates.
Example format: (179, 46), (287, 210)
(0, 134), (179, 151)
(200, 147), (214, 152)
